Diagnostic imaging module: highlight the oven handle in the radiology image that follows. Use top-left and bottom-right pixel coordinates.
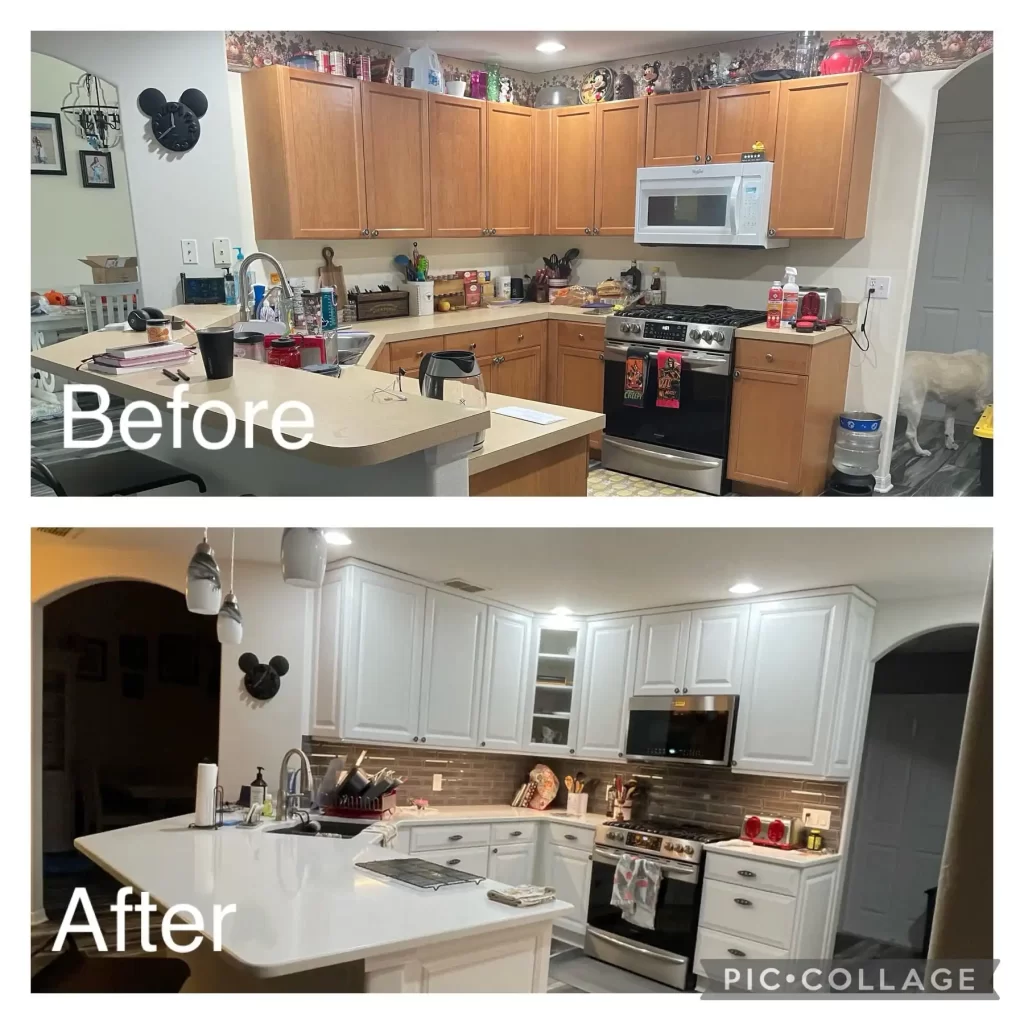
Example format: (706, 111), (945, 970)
(601, 437), (721, 473)
(587, 928), (691, 966)
(593, 846), (697, 880)
(604, 342), (730, 373)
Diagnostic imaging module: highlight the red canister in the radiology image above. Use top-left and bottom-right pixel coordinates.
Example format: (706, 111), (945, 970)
(267, 337), (302, 369)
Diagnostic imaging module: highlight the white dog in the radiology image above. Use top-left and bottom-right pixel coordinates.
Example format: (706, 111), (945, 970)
(898, 350), (992, 458)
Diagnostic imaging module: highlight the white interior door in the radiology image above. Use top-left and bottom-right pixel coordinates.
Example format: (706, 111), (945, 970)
(906, 119), (992, 422)
(841, 693), (967, 947)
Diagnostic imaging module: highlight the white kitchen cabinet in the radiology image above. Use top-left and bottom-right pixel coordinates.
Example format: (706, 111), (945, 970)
(824, 597), (875, 777)
(478, 608), (533, 751)
(684, 604), (749, 694)
(417, 845), (491, 877)
(489, 842), (535, 887)
(575, 616), (639, 760)
(524, 618), (584, 756)
(342, 568), (426, 744)
(539, 841), (592, 929)
(310, 572), (346, 736)
(634, 611), (691, 695)
(418, 590), (486, 748)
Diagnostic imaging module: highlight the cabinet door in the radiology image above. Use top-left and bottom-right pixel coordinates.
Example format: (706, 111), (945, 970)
(429, 94), (487, 237)
(493, 346), (543, 401)
(343, 569), (426, 744)
(645, 91), (709, 167)
(550, 106), (597, 235)
(684, 604), (750, 694)
(361, 82), (431, 237)
(489, 842), (535, 887)
(595, 98), (647, 234)
(732, 595), (847, 776)
(310, 575), (345, 735)
(418, 590), (486, 748)
(634, 610), (691, 695)
(825, 598), (874, 779)
(540, 843), (592, 926)
(418, 845), (491, 877)
(487, 104), (535, 235)
(553, 340), (604, 448)
(706, 82), (780, 163)
(478, 608), (532, 751)
(727, 368), (808, 493)
(576, 616), (639, 760)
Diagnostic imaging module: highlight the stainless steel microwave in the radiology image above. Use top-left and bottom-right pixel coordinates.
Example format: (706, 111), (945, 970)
(624, 695), (739, 767)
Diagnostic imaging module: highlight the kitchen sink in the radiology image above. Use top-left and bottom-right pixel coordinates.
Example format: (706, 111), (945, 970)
(268, 819), (372, 839)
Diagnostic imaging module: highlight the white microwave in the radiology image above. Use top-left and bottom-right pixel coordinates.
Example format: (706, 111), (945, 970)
(634, 162), (788, 248)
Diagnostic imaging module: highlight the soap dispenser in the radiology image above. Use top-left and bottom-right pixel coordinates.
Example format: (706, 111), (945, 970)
(249, 766), (267, 809)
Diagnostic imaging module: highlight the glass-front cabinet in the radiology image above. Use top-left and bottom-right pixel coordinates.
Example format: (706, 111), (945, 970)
(523, 618), (584, 755)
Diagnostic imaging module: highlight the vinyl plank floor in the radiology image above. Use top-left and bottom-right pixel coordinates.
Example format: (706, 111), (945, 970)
(885, 417), (982, 497)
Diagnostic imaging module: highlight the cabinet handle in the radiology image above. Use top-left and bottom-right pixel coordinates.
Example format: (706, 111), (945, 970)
(585, 227), (592, 235)
(738, 869), (757, 878)
(564, 834), (578, 841)
(480, 741), (486, 747)
(481, 228), (488, 236)
(674, 687), (680, 694)
(469, 343), (476, 350)
(731, 759), (737, 766)
(517, 333), (524, 340)
(490, 228), (497, 236)
(569, 748), (575, 754)
(493, 848), (498, 854)
(593, 227), (600, 235)
(765, 352), (774, 362)
(734, 897), (753, 907)
(728, 948), (747, 957)
(599, 353), (605, 361)
(371, 229), (379, 237)
(682, 687), (689, 693)
(693, 155), (701, 164)
(449, 834), (463, 842)
(768, 227), (777, 237)
(361, 228), (370, 237)
(733, 370), (740, 380)
(618, 752), (623, 758)
(578, 333), (585, 339)
(412, 736), (419, 743)
(705, 154), (712, 163)
(446, 858), (461, 865)
(510, 830), (522, 837)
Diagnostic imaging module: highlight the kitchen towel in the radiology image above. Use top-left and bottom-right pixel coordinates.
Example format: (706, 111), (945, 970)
(623, 347), (648, 407)
(194, 761), (219, 828)
(610, 853), (662, 930)
(655, 350), (683, 409)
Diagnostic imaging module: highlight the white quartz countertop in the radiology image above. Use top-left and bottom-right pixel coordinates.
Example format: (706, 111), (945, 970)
(390, 804), (605, 828)
(706, 838), (842, 866)
(74, 809), (579, 977)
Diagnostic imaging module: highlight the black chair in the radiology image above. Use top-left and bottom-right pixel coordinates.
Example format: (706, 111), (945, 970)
(31, 454), (206, 496)
(31, 937), (191, 993)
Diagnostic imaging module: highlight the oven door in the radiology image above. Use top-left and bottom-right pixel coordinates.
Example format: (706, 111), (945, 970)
(603, 342), (733, 459)
(585, 847), (700, 989)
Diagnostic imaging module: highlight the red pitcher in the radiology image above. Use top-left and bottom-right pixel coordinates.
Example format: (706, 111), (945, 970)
(818, 37), (874, 75)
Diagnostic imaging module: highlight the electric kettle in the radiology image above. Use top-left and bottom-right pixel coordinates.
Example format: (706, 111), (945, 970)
(418, 349), (488, 452)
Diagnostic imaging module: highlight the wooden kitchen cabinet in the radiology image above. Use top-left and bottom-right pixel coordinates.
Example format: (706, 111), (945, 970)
(361, 82), (431, 237)
(487, 103), (536, 235)
(595, 98), (647, 233)
(707, 81), (780, 162)
(770, 72), (881, 238)
(575, 616), (638, 760)
(645, 91), (709, 166)
(549, 321), (605, 452)
(429, 94), (488, 237)
(445, 329), (495, 391)
(550, 106), (597, 235)
(492, 321), (546, 401)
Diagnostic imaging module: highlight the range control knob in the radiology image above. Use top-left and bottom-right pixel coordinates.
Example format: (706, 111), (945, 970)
(682, 844), (695, 857)
(712, 331), (725, 344)
(689, 328), (701, 341)
(700, 330), (713, 342)
(664, 842), (678, 853)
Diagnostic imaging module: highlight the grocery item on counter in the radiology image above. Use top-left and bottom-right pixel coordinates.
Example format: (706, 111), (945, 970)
(550, 284), (597, 307)
(782, 267), (800, 323)
(766, 280), (784, 329)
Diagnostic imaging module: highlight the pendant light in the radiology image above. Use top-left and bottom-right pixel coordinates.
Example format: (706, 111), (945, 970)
(281, 528), (327, 588)
(217, 529), (244, 645)
(185, 528), (222, 614)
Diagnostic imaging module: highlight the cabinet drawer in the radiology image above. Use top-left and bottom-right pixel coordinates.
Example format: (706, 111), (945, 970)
(444, 329), (495, 357)
(417, 845), (491, 877)
(704, 852), (800, 897)
(555, 320), (606, 352)
(409, 822), (492, 851)
(694, 926), (790, 978)
(699, 878), (795, 948)
(496, 320), (547, 354)
(490, 821), (538, 845)
(543, 823), (595, 852)
(735, 338), (811, 375)
(390, 336), (444, 368)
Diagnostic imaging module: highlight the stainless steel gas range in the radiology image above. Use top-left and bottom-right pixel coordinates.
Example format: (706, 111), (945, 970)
(586, 817), (737, 990)
(602, 304), (767, 495)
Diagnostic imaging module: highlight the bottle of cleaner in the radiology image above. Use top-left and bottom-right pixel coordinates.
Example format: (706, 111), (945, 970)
(766, 280), (784, 329)
(781, 267), (800, 324)
(223, 269), (237, 306)
(249, 766), (267, 810)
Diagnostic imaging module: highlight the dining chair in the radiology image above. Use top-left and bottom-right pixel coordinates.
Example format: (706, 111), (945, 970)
(80, 282), (143, 332)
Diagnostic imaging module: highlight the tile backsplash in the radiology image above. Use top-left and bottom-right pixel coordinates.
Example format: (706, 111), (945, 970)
(304, 739), (847, 851)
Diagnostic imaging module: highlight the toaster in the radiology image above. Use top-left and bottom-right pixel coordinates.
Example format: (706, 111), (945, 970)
(797, 286), (842, 322)
(742, 814), (800, 849)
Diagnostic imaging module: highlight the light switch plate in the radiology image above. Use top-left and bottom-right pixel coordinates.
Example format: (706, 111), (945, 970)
(865, 275), (891, 299)
(180, 239), (198, 265)
(212, 237), (231, 266)
(802, 807), (832, 829)
(432, 773), (443, 792)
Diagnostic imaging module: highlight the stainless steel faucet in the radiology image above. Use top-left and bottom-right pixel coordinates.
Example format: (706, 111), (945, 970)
(238, 251), (295, 324)
(276, 747), (313, 820)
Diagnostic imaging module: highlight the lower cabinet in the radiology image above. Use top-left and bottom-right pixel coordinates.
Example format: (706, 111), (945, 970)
(538, 827), (594, 931)
(489, 842), (535, 886)
(492, 323), (546, 401)
(418, 845), (492, 877)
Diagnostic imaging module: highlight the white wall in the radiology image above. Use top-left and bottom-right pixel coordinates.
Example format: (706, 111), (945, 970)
(870, 591), (984, 661)
(32, 31), (252, 309)
(31, 53), (136, 292)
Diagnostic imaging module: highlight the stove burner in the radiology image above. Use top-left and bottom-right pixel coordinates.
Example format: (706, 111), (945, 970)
(601, 818), (738, 844)
(612, 304), (766, 328)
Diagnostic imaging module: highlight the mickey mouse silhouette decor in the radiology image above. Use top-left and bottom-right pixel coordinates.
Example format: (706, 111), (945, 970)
(238, 653), (289, 701)
(138, 87), (208, 152)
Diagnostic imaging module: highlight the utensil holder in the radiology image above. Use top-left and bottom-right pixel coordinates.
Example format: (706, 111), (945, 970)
(613, 799), (632, 822)
(566, 792), (589, 816)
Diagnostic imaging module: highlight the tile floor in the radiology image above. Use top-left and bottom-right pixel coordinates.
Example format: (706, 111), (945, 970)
(587, 467), (700, 498)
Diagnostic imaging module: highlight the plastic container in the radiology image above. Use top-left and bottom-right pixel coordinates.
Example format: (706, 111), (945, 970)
(832, 411), (882, 476)
(974, 404), (992, 496)
(782, 267), (799, 323)
(766, 280), (783, 329)
(223, 271), (237, 306)
(267, 338), (302, 369)
(233, 331), (267, 362)
(146, 317), (171, 343)
(408, 46), (444, 93)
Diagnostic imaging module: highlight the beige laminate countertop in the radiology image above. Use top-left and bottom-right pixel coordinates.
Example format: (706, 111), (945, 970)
(734, 322), (852, 345)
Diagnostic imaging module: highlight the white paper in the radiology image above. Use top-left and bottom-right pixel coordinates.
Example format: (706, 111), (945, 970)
(493, 406), (565, 425)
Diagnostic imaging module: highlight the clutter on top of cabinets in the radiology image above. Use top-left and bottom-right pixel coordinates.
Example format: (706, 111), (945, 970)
(669, 65), (693, 92)
(581, 67), (613, 103)
(641, 61), (661, 95)
(613, 71), (635, 100)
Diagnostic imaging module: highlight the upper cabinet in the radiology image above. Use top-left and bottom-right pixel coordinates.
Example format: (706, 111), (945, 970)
(770, 73), (881, 239)
(478, 607), (532, 750)
(634, 610), (692, 696)
(428, 94), (488, 237)
(595, 99), (647, 234)
(550, 106), (598, 235)
(706, 81), (780, 162)
(524, 619), (584, 756)
(645, 91), (709, 166)
(575, 616), (639, 760)
(487, 104), (536, 235)
(685, 604), (750, 694)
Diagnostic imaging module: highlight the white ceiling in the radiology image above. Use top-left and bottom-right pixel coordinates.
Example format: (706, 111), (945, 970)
(66, 528), (992, 616)
(359, 31), (769, 73)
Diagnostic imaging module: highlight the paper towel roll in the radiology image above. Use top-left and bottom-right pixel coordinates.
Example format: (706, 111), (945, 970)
(195, 761), (219, 827)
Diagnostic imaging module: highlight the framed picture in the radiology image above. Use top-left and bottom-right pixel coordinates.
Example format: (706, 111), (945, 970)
(76, 638), (107, 680)
(31, 111), (66, 175)
(80, 149), (114, 188)
(119, 634), (148, 672)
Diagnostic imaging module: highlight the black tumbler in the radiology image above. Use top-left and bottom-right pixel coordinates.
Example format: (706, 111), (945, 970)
(197, 327), (235, 379)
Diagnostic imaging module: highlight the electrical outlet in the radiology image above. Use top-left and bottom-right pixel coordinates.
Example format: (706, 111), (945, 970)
(212, 237), (231, 266)
(180, 239), (198, 265)
(802, 807), (832, 830)
(432, 773), (443, 792)
(865, 275), (891, 299)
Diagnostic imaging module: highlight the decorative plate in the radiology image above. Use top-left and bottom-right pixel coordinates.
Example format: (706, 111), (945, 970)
(579, 67), (613, 104)
(527, 764), (559, 810)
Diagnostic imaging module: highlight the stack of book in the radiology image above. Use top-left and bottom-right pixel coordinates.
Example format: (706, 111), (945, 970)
(87, 340), (192, 375)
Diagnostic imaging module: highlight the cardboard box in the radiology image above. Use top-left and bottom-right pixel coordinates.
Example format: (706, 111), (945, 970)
(80, 255), (139, 284)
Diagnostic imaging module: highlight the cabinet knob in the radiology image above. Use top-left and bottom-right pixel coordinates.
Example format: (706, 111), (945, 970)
(584, 227), (592, 235)
(481, 228), (488, 236)
(469, 343), (476, 349)
(768, 227), (777, 237)
(593, 227), (600, 235)
(705, 154), (712, 163)
(599, 353), (605, 361)
(693, 155), (701, 163)
(412, 736), (419, 742)
(569, 748), (575, 754)
(674, 687), (680, 694)
(371, 229), (379, 237)
(361, 228), (370, 237)
(731, 759), (737, 767)
(517, 333), (524, 341)
(578, 333), (584, 340)
(765, 352), (774, 362)
(416, 350), (424, 357)
(618, 752), (623, 758)
(480, 741), (486, 747)
(733, 369), (741, 379)
(682, 687), (688, 693)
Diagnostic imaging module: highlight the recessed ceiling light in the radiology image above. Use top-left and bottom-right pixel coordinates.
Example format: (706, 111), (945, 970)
(729, 582), (761, 595)
(536, 41), (565, 54)
(324, 530), (352, 546)
(551, 605), (573, 616)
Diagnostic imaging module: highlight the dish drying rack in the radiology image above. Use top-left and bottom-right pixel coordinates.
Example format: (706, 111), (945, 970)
(321, 791), (398, 819)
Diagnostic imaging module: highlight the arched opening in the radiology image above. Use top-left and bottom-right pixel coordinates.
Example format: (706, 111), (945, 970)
(37, 580), (220, 938)
(834, 623), (978, 958)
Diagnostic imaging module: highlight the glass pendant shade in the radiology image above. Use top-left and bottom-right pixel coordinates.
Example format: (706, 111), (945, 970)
(186, 540), (221, 614)
(281, 528), (327, 588)
(217, 592), (244, 645)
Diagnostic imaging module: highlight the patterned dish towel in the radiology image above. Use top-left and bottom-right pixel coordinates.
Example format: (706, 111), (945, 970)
(610, 853), (663, 929)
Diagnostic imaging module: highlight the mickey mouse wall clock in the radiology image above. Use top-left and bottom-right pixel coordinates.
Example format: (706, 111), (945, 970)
(138, 87), (208, 152)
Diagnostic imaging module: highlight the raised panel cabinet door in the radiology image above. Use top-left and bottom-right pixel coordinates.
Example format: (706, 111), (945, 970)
(487, 103), (535, 235)
(553, 341), (604, 450)
(361, 82), (431, 237)
(825, 597), (875, 779)
(428, 94), (487, 237)
(488, 842), (536, 887)
(706, 81), (780, 163)
(576, 616), (639, 760)
(645, 91), (709, 167)
(478, 608), (532, 750)
(343, 569), (426, 744)
(732, 595), (847, 776)
(727, 368), (808, 493)
(595, 98), (647, 233)
(310, 576), (345, 735)
(683, 604), (750, 694)
(418, 590), (486, 747)
(493, 346), (543, 401)
(634, 611), (692, 695)
(550, 105), (597, 234)
(541, 844), (592, 926)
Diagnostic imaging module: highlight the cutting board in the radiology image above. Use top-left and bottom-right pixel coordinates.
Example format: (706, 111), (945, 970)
(319, 246), (346, 298)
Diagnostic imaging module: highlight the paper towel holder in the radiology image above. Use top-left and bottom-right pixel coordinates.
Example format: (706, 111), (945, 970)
(188, 783), (225, 830)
